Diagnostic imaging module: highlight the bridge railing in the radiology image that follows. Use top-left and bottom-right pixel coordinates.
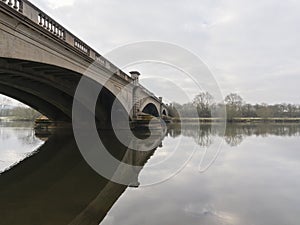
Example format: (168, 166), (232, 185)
(138, 84), (162, 103)
(0, 0), (133, 82)
(1, 0), (23, 12)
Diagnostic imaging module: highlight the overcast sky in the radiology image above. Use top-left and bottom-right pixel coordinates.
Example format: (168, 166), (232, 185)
(3, 0), (300, 104)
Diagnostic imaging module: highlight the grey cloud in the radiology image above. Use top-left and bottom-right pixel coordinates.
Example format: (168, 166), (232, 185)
(28, 0), (300, 104)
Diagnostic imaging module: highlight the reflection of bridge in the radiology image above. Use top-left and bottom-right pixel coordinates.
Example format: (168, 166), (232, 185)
(0, 129), (166, 225)
(0, 1), (168, 128)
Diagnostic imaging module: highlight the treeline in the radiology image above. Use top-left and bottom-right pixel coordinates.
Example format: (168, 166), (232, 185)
(0, 107), (41, 121)
(167, 92), (300, 120)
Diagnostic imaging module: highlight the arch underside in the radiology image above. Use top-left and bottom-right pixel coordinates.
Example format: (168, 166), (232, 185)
(162, 109), (167, 116)
(0, 58), (128, 128)
(142, 103), (160, 117)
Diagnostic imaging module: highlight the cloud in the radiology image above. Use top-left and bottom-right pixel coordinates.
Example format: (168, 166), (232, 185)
(44, 0), (75, 9)
(28, 0), (300, 104)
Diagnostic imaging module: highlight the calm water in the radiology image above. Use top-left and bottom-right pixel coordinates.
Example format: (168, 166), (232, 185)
(0, 122), (300, 225)
(0, 122), (44, 172)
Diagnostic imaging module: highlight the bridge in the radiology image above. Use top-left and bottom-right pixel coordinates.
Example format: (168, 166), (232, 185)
(0, 0), (168, 128)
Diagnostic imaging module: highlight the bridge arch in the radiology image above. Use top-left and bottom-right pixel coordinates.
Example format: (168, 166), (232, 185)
(0, 58), (128, 128)
(142, 103), (159, 117)
(162, 109), (167, 116)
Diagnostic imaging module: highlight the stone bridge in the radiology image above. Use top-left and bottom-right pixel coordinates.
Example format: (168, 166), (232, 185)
(0, 0), (168, 128)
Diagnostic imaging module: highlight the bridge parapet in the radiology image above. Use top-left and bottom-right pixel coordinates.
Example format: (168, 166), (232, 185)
(38, 13), (65, 40)
(1, 0), (23, 12)
(0, 0), (133, 82)
(138, 84), (164, 106)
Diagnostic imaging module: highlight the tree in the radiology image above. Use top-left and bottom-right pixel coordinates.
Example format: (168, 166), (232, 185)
(11, 107), (41, 121)
(256, 103), (273, 119)
(225, 93), (244, 121)
(242, 104), (256, 117)
(0, 96), (13, 117)
(180, 102), (198, 118)
(225, 93), (243, 107)
(166, 102), (181, 118)
(193, 92), (214, 117)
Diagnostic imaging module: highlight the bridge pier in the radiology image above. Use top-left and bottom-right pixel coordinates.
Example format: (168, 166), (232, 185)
(130, 71), (141, 120)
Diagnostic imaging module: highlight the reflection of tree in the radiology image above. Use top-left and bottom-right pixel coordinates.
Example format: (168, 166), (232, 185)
(224, 124), (300, 146)
(194, 125), (213, 147)
(168, 123), (214, 147)
(0, 127), (11, 140)
(230, 124), (300, 138)
(0, 122), (40, 145)
(224, 134), (244, 146)
(224, 125), (244, 146)
(16, 129), (40, 146)
(167, 123), (182, 138)
(168, 123), (300, 147)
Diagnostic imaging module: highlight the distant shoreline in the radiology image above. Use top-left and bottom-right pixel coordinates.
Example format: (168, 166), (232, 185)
(0, 117), (34, 122)
(2, 116), (300, 124)
(172, 117), (300, 123)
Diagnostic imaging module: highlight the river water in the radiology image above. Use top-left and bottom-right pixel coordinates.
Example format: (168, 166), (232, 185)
(0, 122), (300, 225)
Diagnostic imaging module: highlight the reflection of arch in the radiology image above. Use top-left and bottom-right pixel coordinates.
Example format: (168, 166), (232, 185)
(142, 103), (159, 117)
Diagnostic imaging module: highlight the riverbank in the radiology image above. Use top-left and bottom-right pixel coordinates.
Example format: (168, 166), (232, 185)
(3, 116), (300, 125)
(0, 117), (35, 122)
(173, 117), (300, 123)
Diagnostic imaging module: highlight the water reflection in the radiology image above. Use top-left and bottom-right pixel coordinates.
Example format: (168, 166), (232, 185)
(0, 128), (166, 225)
(101, 123), (300, 225)
(0, 122), (39, 145)
(0, 122), (43, 171)
(0, 122), (300, 225)
(168, 123), (300, 147)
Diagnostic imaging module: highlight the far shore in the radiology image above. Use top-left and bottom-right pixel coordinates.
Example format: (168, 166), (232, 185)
(0, 117), (35, 122)
(172, 117), (300, 123)
(2, 116), (300, 124)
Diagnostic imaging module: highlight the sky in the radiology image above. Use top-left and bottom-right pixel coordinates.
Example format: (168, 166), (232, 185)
(2, 0), (300, 105)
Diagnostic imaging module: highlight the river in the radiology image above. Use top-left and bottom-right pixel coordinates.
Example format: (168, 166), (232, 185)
(0, 122), (300, 225)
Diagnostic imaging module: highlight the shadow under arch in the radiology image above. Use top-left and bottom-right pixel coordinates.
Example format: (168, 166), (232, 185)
(142, 103), (159, 117)
(162, 109), (167, 116)
(0, 57), (129, 128)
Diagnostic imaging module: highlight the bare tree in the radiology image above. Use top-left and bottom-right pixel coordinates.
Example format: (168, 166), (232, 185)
(193, 92), (214, 117)
(0, 96), (13, 116)
(225, 93), (243, 107)
(225, 93), (244, 120)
